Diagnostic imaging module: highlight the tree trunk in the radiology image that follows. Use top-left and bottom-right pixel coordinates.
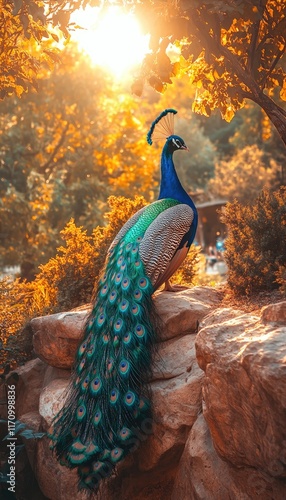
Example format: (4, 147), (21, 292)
(250, 92), (286, 185)
(253, 92), (286, 145)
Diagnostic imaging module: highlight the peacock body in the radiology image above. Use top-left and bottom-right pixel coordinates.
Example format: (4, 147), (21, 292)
(49, 109), (198, 491)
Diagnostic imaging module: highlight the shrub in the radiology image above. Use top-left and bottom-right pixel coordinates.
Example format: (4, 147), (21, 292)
(172, 245), (201, 287)
(222, 187), (286, 296)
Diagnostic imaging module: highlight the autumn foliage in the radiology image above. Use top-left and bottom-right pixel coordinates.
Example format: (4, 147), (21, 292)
(222, 187), (286, 297)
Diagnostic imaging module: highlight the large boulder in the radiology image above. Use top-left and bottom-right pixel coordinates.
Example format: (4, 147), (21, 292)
(172, 413), (286, 500)
(31, 308), (90, 369)
(195, 305), (286, 478)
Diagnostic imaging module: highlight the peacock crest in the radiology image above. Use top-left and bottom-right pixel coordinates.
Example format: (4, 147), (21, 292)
(147, 108), (177, 145)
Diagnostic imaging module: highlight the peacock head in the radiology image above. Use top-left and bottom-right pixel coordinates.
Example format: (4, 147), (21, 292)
(147, 109), (188, 152)
(166, 135), (189, 153)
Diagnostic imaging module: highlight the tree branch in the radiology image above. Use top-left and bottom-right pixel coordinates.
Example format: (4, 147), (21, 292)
(247, 16), (261, 72)
(40, 121), (70, 176)
(259, 44), (286, 89)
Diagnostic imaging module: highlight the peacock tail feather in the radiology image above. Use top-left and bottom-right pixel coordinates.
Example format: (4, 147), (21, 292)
(49, 201), (174, 491)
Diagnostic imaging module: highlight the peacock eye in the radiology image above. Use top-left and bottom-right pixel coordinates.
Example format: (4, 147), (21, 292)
(172, 138), (181, 148)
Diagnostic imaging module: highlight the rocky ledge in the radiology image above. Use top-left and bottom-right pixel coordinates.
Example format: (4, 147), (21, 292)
(5, 287), (286, 499)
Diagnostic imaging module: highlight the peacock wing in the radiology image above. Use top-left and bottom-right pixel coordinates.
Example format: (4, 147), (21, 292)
(108, 204), (149, 251)
(139, 204), (195, 290)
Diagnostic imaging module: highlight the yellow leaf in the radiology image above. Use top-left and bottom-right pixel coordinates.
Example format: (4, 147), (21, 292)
(15, 85), (24, 98)
(224, 106), (235, 122)
(280, 80), (286, 101)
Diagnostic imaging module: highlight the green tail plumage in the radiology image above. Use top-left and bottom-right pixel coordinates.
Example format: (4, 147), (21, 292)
(49, 233), (158, 491)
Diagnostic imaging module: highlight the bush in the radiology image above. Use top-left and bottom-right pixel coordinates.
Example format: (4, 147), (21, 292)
(222, 187), (286, 296)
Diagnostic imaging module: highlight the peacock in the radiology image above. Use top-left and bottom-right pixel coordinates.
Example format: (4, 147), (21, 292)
(49, 109), (198, 491)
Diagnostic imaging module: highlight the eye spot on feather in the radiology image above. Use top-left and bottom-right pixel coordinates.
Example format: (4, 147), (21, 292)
(123, 332), (132, 345)
(114, 272), (123, 285)
(134, 289), (142, 301)
(134, 260), (142, 269)
(131, 244), (138, 255)
(109, 290), (117, 303)
(117, 256), (124, 266)
(78, 342), (87, 356)
(90, 377), (102, 395)
(102, 334), (109, 344)
(86, 344), (95, 358)
(114, 318), (123, 332)
(131, 303), (140, 316)
(138, 277), (148, 289)
(113, 335), (119, 347)
(93, 409), (102, 426)
(100, 273), (107, 284)
(110, 388), (119, 404)
(119, 299), (129, 312)
(93, 461), (104, 472)
(100, 284), (108, 297)
(77, 403), (86, 421)
(124, 391), (136, 407)
(135, 324), (145, 339)
(119, 359), (130, 376)
(126, 243), (132, 251)
(78, 358), (86, 373)
(119, 427), (132, 441)
(97, 313), (105, 327)
(111, 447), (124, 462)
(121, 277), (130, 290)
(81, 376), (89, 392)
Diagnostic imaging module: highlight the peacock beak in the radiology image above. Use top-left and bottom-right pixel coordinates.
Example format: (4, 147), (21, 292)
(181, 144), (189, 152)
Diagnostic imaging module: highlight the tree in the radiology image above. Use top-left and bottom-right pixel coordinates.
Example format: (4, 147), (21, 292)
(0, 45), (160, 277)
(121, 0), (286, 157)
(0, 0), (101, 99)
(209, 144), (279, 203)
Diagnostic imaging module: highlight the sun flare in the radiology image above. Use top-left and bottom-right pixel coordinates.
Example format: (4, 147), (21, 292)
(71, 6), (149, 78)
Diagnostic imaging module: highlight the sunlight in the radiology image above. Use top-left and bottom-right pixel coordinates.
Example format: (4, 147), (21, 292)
(71, 6), (149, 78)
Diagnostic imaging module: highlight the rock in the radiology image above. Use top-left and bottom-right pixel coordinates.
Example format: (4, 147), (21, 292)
(7, 358), (48, 418)
(31, 287), (221, 369)
(36, 437), (85, 500)
(39, 378), (69, 430)
(35, 330), (204, 498)
(195, 305), (286, 478)
(155, 286), (222, 340)
(19, 411), (43, 471)
(138, 334), (204, 472)
(172, 413), (286, 500)
(43, 365), (70, 388)
(261, 300), (286, 324)
(31, 308), (90, 369)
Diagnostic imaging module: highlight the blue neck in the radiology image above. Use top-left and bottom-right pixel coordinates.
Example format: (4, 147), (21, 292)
(158, 142), (195, 209)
